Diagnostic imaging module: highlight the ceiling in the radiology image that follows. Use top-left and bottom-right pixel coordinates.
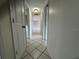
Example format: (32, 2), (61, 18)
(29, 0), (48, 10)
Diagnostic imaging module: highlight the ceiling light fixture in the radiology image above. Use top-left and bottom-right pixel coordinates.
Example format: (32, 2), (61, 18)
(34, 9), (38, 13)
(33, 8), (40, 11)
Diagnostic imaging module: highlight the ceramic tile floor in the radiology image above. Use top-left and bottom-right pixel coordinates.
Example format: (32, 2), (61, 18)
(22, 35), (51, 59)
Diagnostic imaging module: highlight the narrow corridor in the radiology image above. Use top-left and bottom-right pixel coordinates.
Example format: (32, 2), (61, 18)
(21, 35), (51, 59)
(1, 0), (79, 59)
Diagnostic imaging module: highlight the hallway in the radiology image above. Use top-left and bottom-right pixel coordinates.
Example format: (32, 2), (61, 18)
(1, 0), (79, 59)
(21, 35), (51, 59)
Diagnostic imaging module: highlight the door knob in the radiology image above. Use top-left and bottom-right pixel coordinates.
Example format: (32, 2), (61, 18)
(22, 26), (26, 28)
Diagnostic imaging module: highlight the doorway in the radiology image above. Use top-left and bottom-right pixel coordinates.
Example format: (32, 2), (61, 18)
(22, 3), (51, 59)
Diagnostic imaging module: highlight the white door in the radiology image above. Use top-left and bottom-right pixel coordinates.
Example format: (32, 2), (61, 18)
(10, 1), (20, 59)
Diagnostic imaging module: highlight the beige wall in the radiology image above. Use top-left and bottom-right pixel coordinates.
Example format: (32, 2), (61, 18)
(48, 0), (79, 59)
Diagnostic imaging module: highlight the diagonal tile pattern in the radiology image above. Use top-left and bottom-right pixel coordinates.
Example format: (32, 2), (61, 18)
(21, 35), (51, 59)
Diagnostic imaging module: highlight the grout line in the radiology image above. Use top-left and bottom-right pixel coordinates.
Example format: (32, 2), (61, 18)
(24, 39), (51, 59)
(37, 48), (47, 59)
(23, 44), (41, 58)
(36, 46), (51, 59)
(35, 45), (51, 59)
(23, 50), (34, 59)
(43, 51), (51, 58)
(22, 45), (35, 58)
(26, 51), (34, 59)
(23, 43), (41, 59)
(35, 45), (47, 52)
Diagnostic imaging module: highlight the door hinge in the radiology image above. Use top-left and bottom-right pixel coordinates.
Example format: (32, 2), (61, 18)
(16, 50), (18, 55)
(12, 18), (15, 23)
